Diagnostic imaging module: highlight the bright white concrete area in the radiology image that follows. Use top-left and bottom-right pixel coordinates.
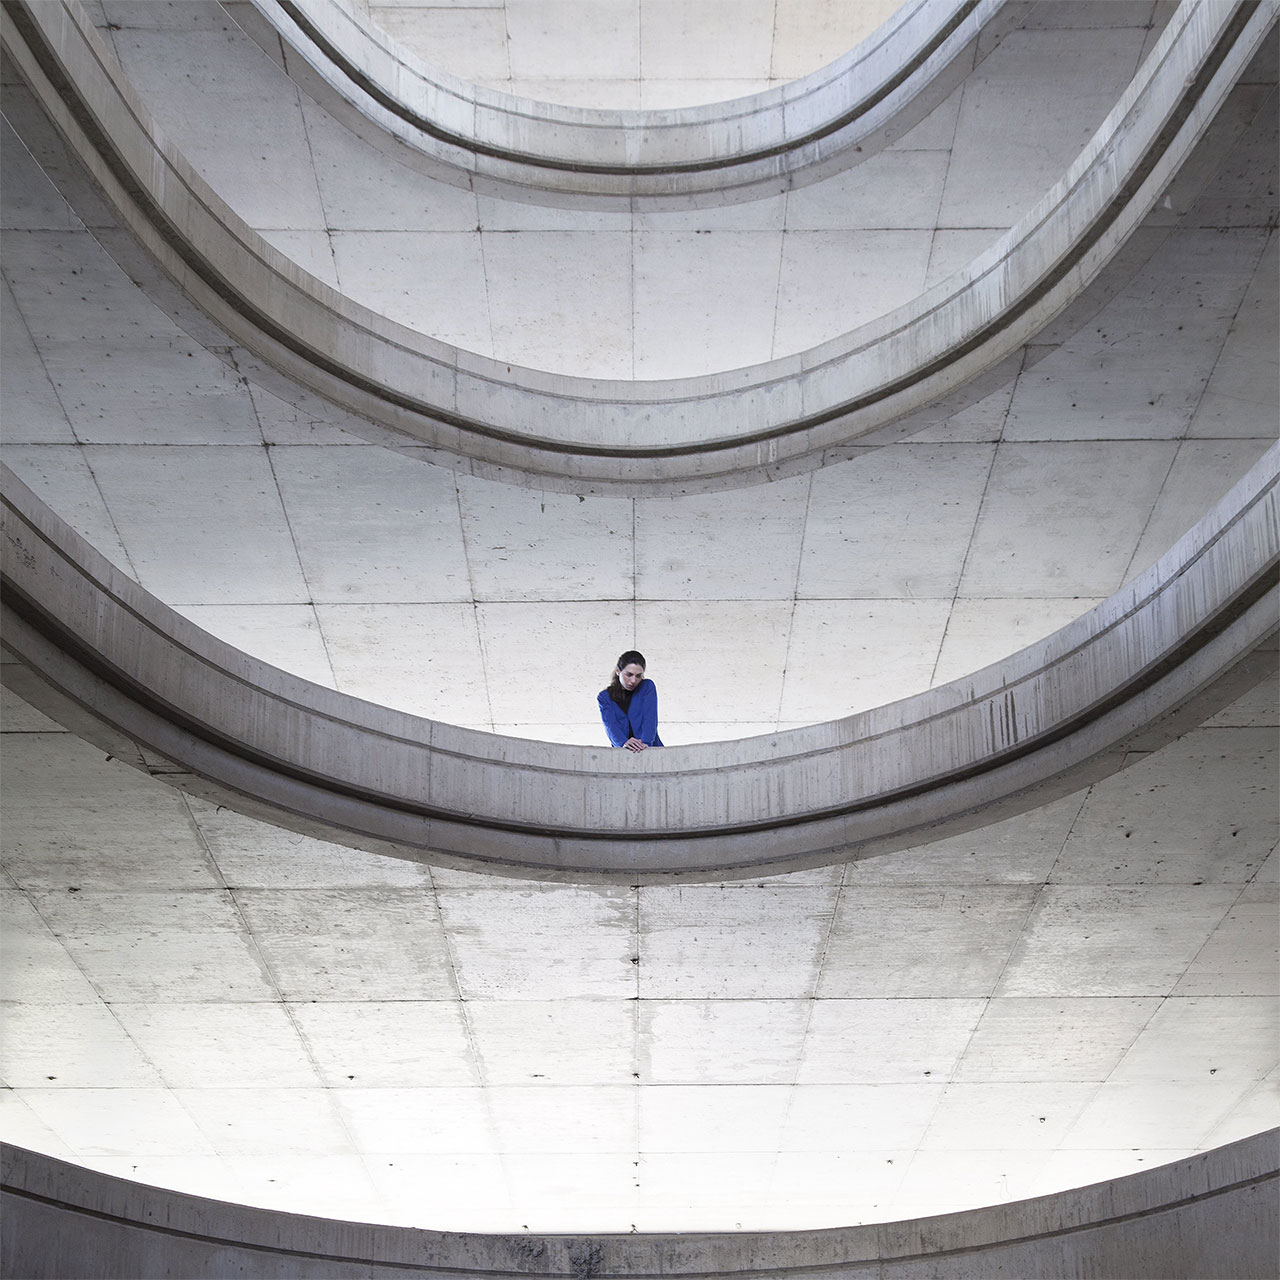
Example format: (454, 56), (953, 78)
(0, 0), (1278, 1246)
(1, 678), (1276, 1233)
(78, 0), (1171, 378)
(349, 0), (912, 109)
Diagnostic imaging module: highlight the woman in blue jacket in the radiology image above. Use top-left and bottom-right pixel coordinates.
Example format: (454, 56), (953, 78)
(598, 650), (663, 751)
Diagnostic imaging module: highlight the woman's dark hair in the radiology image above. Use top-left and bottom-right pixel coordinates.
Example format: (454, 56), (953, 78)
(607, 650), (646, 709)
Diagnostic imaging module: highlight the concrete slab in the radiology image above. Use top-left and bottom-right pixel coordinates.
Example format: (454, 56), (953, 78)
(0, 735), (219, 892)
(638, 883), (839, 999)
(467, 999), (635, 1085)
(0, 1002), (161, 1089)
(289, 1000), (479, 1086)
(798, 998), (985, 1083)
(233, 887), (457, 1000)
(436, 884), (635, 1000)
(997, 885), (1241, 997)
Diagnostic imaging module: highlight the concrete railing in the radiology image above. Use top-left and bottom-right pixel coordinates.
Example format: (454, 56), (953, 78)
(228, 0), (1016, 202)
(2, 448), (1275, 882)
(1, 0), (1275, 491)
(3, 1133), (1277, 1278)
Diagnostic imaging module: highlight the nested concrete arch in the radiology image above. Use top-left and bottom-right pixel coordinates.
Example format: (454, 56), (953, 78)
(2, 449), (1275, 882)
(1, 0), (1274, 492)
(230, 0), (1015, 203)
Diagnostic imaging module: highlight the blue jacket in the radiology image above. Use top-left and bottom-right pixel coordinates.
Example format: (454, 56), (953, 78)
(598, 679), (663, 747)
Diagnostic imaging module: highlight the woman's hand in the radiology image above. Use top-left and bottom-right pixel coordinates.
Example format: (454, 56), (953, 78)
(624, 737), (648, 752)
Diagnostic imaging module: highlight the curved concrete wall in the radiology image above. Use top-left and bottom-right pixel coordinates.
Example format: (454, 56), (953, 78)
(2, 0), (1274, 490)
(4, 1133), (1277, 1279)
(2, 448), (1275, 881)
(232, 0), (1014, 202)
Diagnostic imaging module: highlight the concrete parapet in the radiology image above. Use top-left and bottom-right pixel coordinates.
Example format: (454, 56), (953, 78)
(228, 0), (1016, 203)
(3, 1132), (1277, 1278)
(1, 0), (1275, 491)
(1, 448), (1275, 881)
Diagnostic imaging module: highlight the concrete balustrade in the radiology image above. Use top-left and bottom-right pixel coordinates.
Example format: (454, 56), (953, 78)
(1, 0), (1275, 491)
(2, 448), (1275, 881)
(229, 0), (1014, 202)
(4, 1133), (1277, 1278)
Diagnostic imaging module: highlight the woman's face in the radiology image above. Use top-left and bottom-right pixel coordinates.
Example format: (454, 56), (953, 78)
(617, 663), (645, 692)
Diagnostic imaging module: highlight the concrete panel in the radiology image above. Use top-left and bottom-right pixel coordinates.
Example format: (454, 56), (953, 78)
(330, 1086), (493, 1154)
(0, 891), (99, 1004)
(28, 888), (277, 1004)
(936, 27), (1149, 228)
(0, 734), (218, 891)
(932, 597), (1105, 686)
(234, 887), (457, 1000)
(481, 230), (635, 378)
(329, 231), (493, 351)
(314, 602), (491, 721)
(109, 1002), (320, 1089)
(799, 444), (995, 599)
(635, 476), (809, 602)
(171, 604), (338, 689)
(998, 885), (1241, 997)
(638, 883), (839, 999)
(107, 27), (326, 229)
(299, 99), (479, 234)
(780, 598), (952, 721)
(640, 999), (809, 1084)
(486, 1085), (634, 1153)
(632, 231), (782, 377)
(16, 1087), (216, 1156)
(458, 477), (633, 601)
(1051, 727), (1278, 885)
(0, 277), (74, 444)
(1110, 995), (1277, 1083)
(84, 446), (308, 605)
(289, 1000), (479, 1087)
(638, 0), (775, 82)
(185, 796), (431, 890)
(466, 999), (635, 1085)
(773, 229), (934, 355)
(958, 442), (1178, 598)
(1176, 885), (1280, 997)
(798, 998), (986, 1083)
(174, 1087), (352, 1156)
(780, 1082), (945, 1149)
(953, 997), (1160, 1082)
(0, 446), (132, 575)
(921, 1081), (1098, 1148)
(436, 883), (636, 1000)
(272, 445), (472, 603)
(1127, 439), (1278, 580)
(474, 600), (634, 732)
(638, 1083), (790, 1152)
(0, 1002), (161, 1089)
(504, 0), (638, 80)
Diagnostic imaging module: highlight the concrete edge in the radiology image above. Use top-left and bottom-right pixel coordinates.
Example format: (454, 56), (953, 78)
(226, 0), (1008, 201)
(0, 0), (1273, 490)
(2, 1132), (1276, 1277)
(1, 447), (1275, 881)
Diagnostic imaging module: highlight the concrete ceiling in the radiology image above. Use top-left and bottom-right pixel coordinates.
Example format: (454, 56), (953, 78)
(348, 0), (912, 110)
(0, 0), (1277, 1239)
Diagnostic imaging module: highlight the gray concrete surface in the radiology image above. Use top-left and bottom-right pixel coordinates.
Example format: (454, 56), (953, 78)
(0, 0), (1276, 1243)
(2, 1133), (1277, 1277)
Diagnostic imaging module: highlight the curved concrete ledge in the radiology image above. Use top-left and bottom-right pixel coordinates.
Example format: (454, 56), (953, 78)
(1, 0), (1275, 491)
(231, 0), (1014, 203)
(1, 449), (1276, 882)
(4, 1133), (1277, 1278)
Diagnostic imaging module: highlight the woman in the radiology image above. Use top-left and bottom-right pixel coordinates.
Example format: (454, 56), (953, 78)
(598, 650), (662, 751)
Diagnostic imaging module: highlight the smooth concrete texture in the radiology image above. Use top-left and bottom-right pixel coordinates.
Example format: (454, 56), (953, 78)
(1, 0), (1278, 1246)
(3, 0), (1270, 487)
(231, 0), (1014, 200)
(2, 1119), (1277, 1276)
(1, 681), (1276, 1231)
(3, 450), (1275, 876)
